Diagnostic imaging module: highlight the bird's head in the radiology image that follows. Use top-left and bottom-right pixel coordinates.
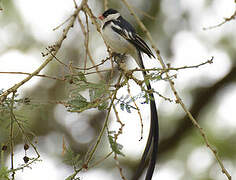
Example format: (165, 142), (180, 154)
(98, 9), (120, 22)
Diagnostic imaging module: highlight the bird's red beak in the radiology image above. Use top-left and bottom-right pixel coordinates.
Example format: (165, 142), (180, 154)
(98, 15), (104, 20)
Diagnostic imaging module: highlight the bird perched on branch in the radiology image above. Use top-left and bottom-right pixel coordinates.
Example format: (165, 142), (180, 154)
(99, 9), (159, 180)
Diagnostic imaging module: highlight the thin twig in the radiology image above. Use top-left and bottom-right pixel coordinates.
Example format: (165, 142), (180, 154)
(127, 82), (143, 141)
(9, 92), (16, 179)
(203, 10), (236, 30)
(0, 71), (65, 81)
(154, 91), (173, 103)
(83, 3), (115, 85)
(83, 68), (112, 75)
(67, 74), (123, 180)
(167, 56), (214, 70)
(53, 16), (73, 31)
(84, 74), (122, 164)
(73, 0), (78, 8)
(89, 151), (113, 168)
(112, 103), (127, 180)
(112, 105), (125, 139)
(48, 48), (110, 71)
(103, 0), (108, 10)
(112, 104), (126, 180)
(7, 96), (41, 174)
(130, 57), (213, 73)
(83, 11), (89, 73)
(78, 14), (103, 79)
(114, 155), (127, 180)
(130, 5), (155, 20)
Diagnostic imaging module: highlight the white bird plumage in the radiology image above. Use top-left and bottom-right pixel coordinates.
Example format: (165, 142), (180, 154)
(99, 9), (155, 69)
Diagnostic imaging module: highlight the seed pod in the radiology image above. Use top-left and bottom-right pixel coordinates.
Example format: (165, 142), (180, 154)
(24, 144), (29, 151)
(23, 156), (30, 163)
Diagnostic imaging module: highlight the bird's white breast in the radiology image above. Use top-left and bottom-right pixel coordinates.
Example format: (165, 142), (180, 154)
(102, 23), (135, 54)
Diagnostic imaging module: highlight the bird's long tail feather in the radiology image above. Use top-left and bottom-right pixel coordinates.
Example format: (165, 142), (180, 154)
(132, 52), (159, 180)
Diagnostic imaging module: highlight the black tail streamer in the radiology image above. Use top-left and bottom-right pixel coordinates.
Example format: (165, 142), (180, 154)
(132, 52), (159, 180)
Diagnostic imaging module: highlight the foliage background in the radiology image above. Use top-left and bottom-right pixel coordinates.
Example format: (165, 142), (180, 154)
(0, 0), (236, 180)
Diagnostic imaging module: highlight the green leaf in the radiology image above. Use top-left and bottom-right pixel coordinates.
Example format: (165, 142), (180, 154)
(98, 101), (108, 111)
(77, 72), (87, 82)
(88, 83), (107, 101)
(108, 135), (125, 156)
(63, 147), (81, 167)
(66, 78), (110, 112)
(72, 84), (89, 92)
(67, 94), (89, 111)
(125, 105), (131, 113)
(0, 166), (10, 179)
(89, 89), (94, 102)
(120, 103), (125, 111)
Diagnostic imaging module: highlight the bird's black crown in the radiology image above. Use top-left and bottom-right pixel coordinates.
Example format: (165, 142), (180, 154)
(102, 9), (118, 18)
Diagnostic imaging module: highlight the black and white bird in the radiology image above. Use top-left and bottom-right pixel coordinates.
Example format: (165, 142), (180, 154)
(99, 9), (159, 180)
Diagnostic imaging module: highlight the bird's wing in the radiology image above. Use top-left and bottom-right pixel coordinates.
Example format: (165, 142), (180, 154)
(111, 19), (155, 58)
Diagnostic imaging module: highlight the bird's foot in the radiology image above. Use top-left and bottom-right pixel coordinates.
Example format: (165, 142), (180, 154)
(112, 52), (127, 64)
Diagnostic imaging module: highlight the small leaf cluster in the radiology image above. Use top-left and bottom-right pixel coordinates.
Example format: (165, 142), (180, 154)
(116, 95), (135, 113)
(65, 72), (110, 112)
(0, 166), (10, 180)
(0, 89), (17, 114)
(115, 92), (149, 113)
(108, 131), (124, 156)
(0, 89), (32, 121)
(63, 147), (82, 168)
